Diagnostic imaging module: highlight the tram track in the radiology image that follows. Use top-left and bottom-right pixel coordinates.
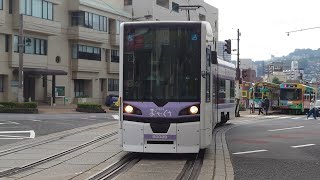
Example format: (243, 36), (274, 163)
(0, 122), (118, 157)
(0, 130), (118, 178)
(88, 153), (142, 180)
(176, 150), (205, 180)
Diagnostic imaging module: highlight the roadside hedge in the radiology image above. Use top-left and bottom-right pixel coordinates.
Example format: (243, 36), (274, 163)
(0, 102), (38, 113)
(76, 103), (105, 113)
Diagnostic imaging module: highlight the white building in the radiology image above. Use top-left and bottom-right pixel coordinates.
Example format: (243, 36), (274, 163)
(217, 41), (231, 62)
(291, 61), (299, 70)
(239, 59), (257, 72)
(283, 61), (304, 81)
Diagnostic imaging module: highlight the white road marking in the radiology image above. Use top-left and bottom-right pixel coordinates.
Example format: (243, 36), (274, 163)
(90, 116), (97, 118)
(7, 121), (20, 125)
(265, 115), (280, 118)
(81, 118), (89, 120)
(278, 116), (291, 119)
(233, 150), (268, 155)
(28, 119), (41, 122)
(268, 126), (304, 132)
(112, 115), (119, 120)
(291, 144), (316, 148)
(291, 117), (301, 120)
(0, 130), (35, 139)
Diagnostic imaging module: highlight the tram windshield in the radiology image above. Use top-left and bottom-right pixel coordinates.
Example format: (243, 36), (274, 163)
(123, 24), (201, 102)
(280, 89), (302, 101)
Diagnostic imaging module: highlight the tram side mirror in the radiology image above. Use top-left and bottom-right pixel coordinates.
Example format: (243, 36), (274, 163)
(211, 51), (218, 64)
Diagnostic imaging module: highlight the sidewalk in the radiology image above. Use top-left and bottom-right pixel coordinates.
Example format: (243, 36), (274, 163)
(238, 109), (280, 116)
(37, 104), (118, 114)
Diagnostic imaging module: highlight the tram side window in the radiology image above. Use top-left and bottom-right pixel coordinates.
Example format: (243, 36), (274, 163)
(218, 79), (226, 104)
(212, 75), (217, 104)
(230, 80), (235, 103)
(205, 47), (211, 102)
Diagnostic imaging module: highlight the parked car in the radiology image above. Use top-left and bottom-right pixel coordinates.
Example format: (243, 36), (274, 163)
(105, 94), (119, 106)
(315, 100), (320, 116)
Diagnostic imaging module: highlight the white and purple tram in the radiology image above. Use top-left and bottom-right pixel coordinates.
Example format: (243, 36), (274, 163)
(119, 21), (235, 153)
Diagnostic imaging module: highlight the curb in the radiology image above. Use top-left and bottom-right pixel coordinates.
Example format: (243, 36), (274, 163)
(213, 123), (239, 180)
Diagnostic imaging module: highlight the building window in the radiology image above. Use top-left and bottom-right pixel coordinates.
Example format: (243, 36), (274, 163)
(9, 0), (12, 14)
(0, 0), (3, 10)
(0, 75), (3, 92)
(5, 35), (9, 52)
(111, 50), (119, 63)
(55, 86), (65, 97)
(71, 11), (108, 32)
(72, 44), (101, 61)
(124, 0), (132, 6)
(14, 36), (47, 55)
(156, 0), (169, 8)
(20, 0), (54, 20)
(108, 79), (119, 91)
(172, 2), (179, 13)
(74, 80), (84, 97)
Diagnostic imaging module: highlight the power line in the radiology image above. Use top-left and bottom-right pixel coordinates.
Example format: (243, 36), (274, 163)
(286, 26), (320, 36)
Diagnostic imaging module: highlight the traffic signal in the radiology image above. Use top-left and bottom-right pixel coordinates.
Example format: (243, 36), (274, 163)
(224, 39), (231, 54)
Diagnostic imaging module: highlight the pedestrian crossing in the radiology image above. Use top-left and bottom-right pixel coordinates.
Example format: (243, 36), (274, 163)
(231, 114), (318, 125)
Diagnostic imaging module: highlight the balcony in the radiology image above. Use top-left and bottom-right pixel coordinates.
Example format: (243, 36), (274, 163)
(0, 10), (4, 26)
(110, 34), (120, 46)
(68, 26), (110, 44)
(72, 59), (103, 73)
(107, 62), (119, 74)
(10, 53), (48, 69)
(13, 15), (61, 36)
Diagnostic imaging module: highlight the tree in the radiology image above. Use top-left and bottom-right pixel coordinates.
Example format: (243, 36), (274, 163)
(272, 77), (281, 84)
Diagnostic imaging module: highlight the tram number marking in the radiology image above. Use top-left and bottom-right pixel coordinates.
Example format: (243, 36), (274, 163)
(144, 134), (176, 140)
(152, 135), (168, 139)
(149, 109), (172, 117)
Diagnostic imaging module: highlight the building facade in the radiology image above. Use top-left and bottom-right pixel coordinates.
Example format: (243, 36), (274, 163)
(0, 0), (131, 104)
(0, 0), (219, 104)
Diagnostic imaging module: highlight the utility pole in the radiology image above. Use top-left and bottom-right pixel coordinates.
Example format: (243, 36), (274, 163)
(18, 14), (24, 103)
(235, 29), (241, 117)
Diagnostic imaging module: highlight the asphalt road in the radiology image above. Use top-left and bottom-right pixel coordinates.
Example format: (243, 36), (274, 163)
(227, 115), (320, 180)
(0, 113), (118, 146)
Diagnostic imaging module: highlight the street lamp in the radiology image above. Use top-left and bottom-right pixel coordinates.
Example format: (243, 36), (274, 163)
(132, 15), (153, 21)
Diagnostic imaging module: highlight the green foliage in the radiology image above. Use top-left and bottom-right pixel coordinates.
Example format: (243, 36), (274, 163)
(0, 108), (38, 113)
(0, 102), (38, 109)
(272, 77), (281, 84)
(76, 95), (89, 98)
(77, 103), (102, 109)
(76, 103), (105, 113)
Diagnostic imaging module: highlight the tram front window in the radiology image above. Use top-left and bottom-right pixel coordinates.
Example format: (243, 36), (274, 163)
(123, 24), (201, 102)
(280, 89), (302, 101)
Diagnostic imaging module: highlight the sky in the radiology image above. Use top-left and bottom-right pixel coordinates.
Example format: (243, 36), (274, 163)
(204, 0), (320, 61)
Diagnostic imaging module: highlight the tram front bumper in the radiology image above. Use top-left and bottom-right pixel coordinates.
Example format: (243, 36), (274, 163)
(121, 121), (200, 153)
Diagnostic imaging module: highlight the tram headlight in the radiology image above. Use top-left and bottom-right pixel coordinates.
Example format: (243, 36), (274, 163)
(124, 105), (134, 114)
(189, 106), (199, 114)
